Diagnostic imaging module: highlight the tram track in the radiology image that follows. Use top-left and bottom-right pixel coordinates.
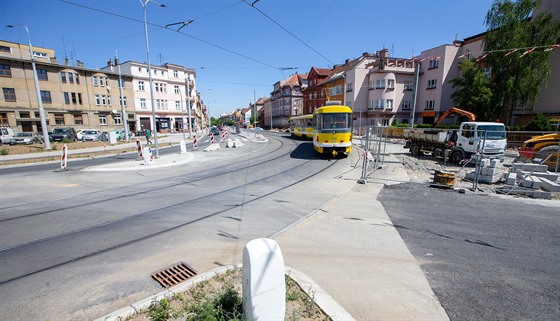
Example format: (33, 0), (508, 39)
(0, 135), (341, 285)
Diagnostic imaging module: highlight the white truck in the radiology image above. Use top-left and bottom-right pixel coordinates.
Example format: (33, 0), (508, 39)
(0, 126), (15, 145)
(403, 122), (507, 164)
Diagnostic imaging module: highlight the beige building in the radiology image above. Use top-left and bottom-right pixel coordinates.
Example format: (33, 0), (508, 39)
(101, 61), (202, 134)
(0, 40), (135, 133)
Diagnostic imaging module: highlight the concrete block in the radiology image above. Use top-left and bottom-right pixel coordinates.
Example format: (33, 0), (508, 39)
(481, 167), (500, 176)
(490, 159), (500, 168)
(506, 173), (517, 185)
(480, 158), (490, 168)
(522, 163), (548, 173)
(516, 170), (559, 182)
(532, 190), (552, 200)
(204, 144), (220, 152)
(520, 176), (542, 189)
(540, 177), (560, 192)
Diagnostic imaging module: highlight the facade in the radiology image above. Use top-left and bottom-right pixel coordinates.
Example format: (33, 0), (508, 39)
(0, 40), (135, 133)
(366, 50), (416, 127)
(302, 67), (330, 114)
(270, 73), (307, 128)
(101, 61), (199, 134)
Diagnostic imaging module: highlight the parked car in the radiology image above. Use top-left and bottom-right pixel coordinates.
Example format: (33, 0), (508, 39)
(81, 130), (101, 141)
(50, 127), (77, 142)
(0, 127), (15, 145)
(209, 127), (220, 136)
(10, 132), (43, 145)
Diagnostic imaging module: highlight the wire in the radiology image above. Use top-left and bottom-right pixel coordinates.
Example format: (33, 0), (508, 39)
(58, 0), (287, 71)
(242, 0), (335, 66)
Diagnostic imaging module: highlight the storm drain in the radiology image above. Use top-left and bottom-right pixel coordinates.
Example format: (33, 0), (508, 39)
(151, 262), (198, 288)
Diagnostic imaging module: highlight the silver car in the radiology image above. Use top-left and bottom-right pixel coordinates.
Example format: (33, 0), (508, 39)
(10, 132), (43, 145)
(81, 130), (101, 141)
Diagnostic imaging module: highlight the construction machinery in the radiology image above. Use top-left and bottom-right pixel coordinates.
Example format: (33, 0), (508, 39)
(517, 133), (560, 171)
(433, 107), (476, 127)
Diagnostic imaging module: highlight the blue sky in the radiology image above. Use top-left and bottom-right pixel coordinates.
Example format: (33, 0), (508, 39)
(1, 0), (495, 118)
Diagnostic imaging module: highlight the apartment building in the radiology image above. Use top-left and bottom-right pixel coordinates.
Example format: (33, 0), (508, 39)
(270, 73), (307, 128)
(101, 61), (200, 134)
(302, 67), (330, 115)
(0, 40), (135, 133)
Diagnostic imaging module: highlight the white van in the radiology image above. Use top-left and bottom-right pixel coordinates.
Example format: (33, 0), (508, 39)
(0, 127), (15, 145)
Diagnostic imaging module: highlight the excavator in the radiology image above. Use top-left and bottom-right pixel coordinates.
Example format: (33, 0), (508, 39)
(517, 133), (560, 171)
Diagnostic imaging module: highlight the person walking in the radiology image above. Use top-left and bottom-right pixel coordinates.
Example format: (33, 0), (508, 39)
(145, 128), (152, 145)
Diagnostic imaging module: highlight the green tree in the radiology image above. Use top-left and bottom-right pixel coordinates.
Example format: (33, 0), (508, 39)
(483, 0), (560, 123)
(525, 112), (551, 131)
(449, 58), (494, 120)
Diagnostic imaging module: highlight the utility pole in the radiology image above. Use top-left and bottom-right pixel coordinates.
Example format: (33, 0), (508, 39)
(115, 50), (129, 142)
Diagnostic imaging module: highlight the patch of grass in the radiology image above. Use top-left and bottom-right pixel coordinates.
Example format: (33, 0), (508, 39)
(0, 148), (8, 155)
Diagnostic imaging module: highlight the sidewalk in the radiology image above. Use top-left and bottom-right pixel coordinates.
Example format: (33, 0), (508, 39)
(4, 131), (449, 320)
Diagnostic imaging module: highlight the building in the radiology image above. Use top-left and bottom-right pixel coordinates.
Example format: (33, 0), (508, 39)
(302, 67), (330, 115)
(270, 73), (307, 128)
(0, 40), (135, 133)
(101, 61), (199, 134)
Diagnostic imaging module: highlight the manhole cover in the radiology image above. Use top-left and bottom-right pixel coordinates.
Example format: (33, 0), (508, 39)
(151, 262), (197, 288)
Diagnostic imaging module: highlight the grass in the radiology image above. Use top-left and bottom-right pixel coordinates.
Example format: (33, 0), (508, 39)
(125, 268), (330, 321)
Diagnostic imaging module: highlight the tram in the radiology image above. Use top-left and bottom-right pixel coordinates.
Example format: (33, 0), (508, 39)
(312, 102), (353, 157)
(288, 114), (314, 139)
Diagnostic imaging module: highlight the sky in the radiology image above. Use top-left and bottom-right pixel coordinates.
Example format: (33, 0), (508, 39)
(1, 0), (496, 118)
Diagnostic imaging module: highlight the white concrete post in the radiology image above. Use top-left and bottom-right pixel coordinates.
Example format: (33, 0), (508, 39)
(242, 238), (285, 320)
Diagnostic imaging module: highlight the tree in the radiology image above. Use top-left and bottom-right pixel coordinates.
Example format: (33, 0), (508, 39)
(483, 0), (560, 123)
(449, 58), (494, 120)
(525, 112), (551, 131)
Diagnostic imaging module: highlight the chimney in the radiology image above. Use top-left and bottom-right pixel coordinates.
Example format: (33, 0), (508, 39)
(65, 58), (69, 66)
(50, 56), (58, 64)
(77, 60), (84, 68)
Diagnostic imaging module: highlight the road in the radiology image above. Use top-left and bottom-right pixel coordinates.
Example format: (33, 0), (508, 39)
(378, 183), (560, 321)
(0, 132), (351, 320)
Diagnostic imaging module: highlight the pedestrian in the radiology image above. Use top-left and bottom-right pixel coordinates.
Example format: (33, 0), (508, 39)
(145, 128), (152, 144)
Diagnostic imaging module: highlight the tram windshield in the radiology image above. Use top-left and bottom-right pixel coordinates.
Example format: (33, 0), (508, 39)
(317, 113), (351, 130)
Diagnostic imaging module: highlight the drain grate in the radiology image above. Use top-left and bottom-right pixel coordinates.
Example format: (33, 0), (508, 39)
(151, 262), (198, 288)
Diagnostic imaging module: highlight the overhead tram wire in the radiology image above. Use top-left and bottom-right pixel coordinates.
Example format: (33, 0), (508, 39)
(58, 0), (286, 72)
(242, 0), (335, 66)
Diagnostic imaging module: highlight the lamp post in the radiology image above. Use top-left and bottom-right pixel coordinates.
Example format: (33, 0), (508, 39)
(6, 24), (50, 149)
(186, 75), (193, 138)
(140, 0), (166, 158)
(179, 87), (185, 141)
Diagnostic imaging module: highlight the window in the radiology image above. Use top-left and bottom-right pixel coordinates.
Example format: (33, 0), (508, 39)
(429, 58), (439, 69)
(40, 90), (52, 103)
(3, 88), (16, 101)
(118, 79), (125, 88)
(402, 100), (412, 110)
(173, 70), (178, 77)
(0, 46), (11, 53)
(346, 83), (353, 92)
(37, 69), (48, 80)
(375, 79), (385, 89)
(63, 92), (70, 104)
(74, 114), (83, 125)
(119, 96), (127, 106)
(99, 76), (105, 87)
(386, 99), (394, 110)
(156, 99), (162, 109)
(0, 112), (7, 125)
(101, 95), (107, 106)
(93, 76), (98, 86)
(77, 93), (83, 105)
(425, 100), (436, 110)
(75, 73), (80, 84)
(71, 93), (77, 104)
(138, 67), (142, 72)
(138, 81), (145, 91)
(54, 114), (65, 125)
(368, 100), (375, 109)
(427, 79), (437, 89)
(61, 72), (67, 83)
(174, 85), (180, 94)
(107, 95), (112, 106)
(155, 83), (166, 92)
(68, 72), (74, 84)
(114, 114), (122, 125)
(140, 98), (147, 109)
(175, 101), (181, 110)
(99, 114), (107, 125)
(387, 79), (395, 89)
(404, 81), (414, 91)
(33, 51), (48, 58)
(95, 94), (100, 105)
(375, 99), (384, 109)
(0, 65), (11, 77)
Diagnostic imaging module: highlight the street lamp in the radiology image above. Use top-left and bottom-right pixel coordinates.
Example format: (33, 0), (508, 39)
(6, 24), (51, 149)
(140, 0), (166, 158)
(186, 75), (193, 138)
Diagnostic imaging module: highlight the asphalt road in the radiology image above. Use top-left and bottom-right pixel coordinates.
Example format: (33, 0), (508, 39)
(0, 132), (351, 320)
(378, 183), (560, 321)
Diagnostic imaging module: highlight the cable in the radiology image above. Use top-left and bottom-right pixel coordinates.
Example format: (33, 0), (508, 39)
(242, 0), (335, 66)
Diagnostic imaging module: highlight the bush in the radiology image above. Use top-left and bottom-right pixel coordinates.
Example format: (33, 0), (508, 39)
(0, 148), (8, 155)
(525, 113), (551, 131)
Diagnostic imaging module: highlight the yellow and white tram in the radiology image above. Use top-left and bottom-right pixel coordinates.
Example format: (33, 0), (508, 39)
(312, 102), (353, 157)
(288, 114), (314, 139)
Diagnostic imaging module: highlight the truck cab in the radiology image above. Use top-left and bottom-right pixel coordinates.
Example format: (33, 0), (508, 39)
(450, 122), (507, 164)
